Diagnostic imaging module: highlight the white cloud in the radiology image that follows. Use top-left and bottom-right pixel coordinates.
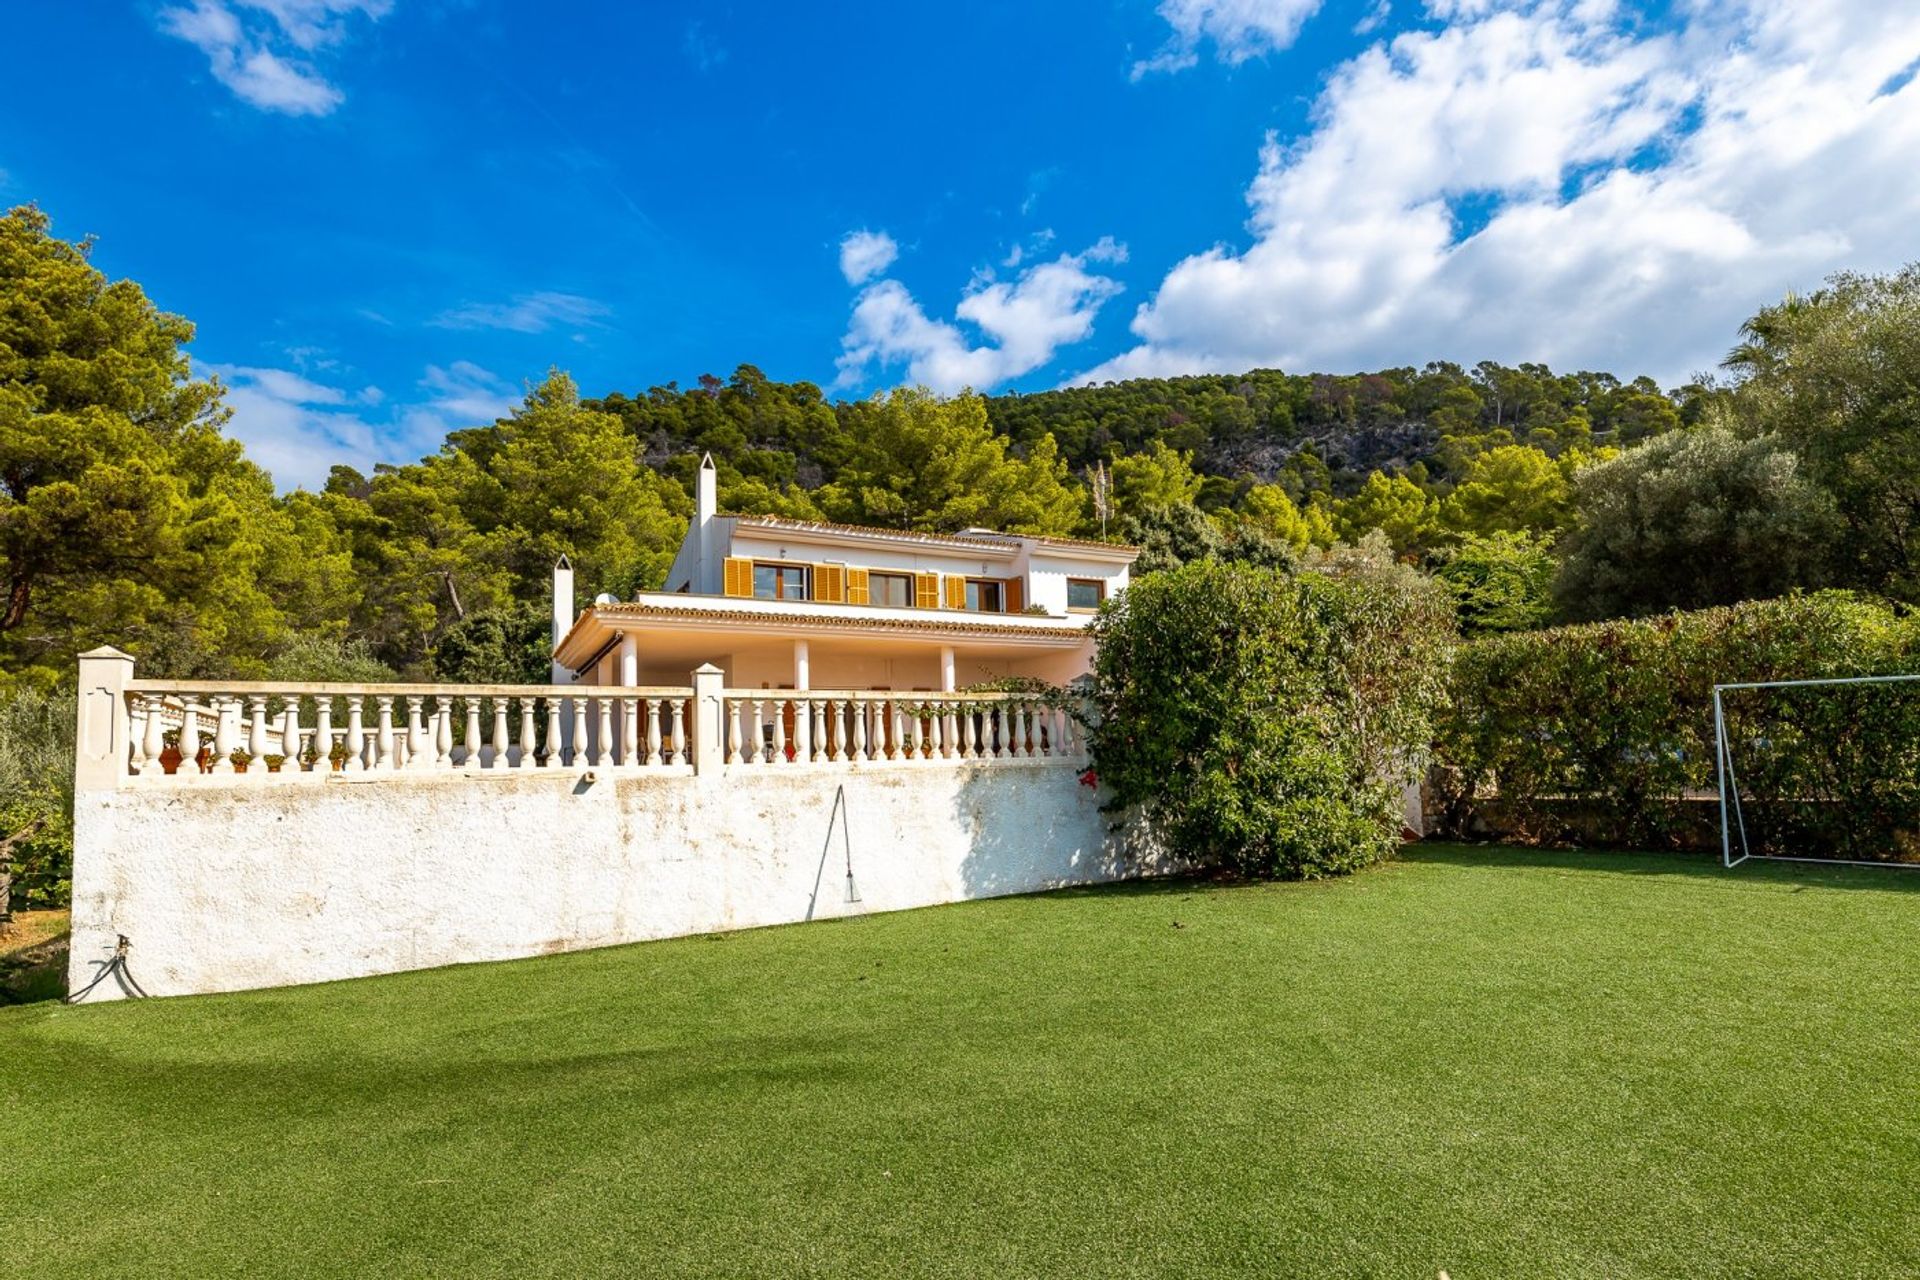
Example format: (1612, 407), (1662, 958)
(1083, 0), (1920, 387)
(157, 0), (388, 116)
(838, 230), (900, 285)
(837, 242), (1127, 393)
(430, 291), (612, 334)
(213, 359), (517, 491)
(1133, 0), (1327, 79)
(1354, 0), (1391, 36)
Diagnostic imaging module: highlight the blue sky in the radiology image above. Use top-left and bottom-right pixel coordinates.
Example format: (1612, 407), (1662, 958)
(3, 1), (1918, 487)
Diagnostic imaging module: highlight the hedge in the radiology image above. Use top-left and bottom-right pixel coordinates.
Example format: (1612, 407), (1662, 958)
(1432, 591), (1920, 855)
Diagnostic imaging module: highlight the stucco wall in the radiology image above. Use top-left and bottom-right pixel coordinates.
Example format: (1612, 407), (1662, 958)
(69, 763), (1158, 1000)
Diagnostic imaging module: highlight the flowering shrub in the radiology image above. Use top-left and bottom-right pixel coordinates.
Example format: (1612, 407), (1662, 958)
(1088, 558), (1453, 879)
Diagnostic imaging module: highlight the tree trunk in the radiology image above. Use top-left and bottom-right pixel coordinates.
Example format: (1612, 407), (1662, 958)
(1, 573), (29, 631)
(0, 812), (48, 933)
(441, 570), (466, 621)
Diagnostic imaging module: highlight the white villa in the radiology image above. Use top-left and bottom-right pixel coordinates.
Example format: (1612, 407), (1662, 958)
(551, 455), (1138, 693)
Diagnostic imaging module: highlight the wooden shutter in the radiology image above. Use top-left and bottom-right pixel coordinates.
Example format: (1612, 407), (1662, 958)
(944, 575), (967, 610)
(1004, 577), (1023, 615)
(913, 572), (940, 609)
(723, 557), (753, 597)
(846, 567), (870, 605)
(814, 563), (845, 603)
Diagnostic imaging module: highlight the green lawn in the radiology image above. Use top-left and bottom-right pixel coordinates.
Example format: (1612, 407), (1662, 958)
(7, 845), (1920, 1278)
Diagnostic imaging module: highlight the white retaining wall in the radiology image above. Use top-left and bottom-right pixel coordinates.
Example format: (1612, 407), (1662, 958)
(69, 762), (1155, 1000)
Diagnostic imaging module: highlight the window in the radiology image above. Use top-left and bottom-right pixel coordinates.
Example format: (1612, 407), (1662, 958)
(1066, 578), (1105, 611)
(752, 562), (810, 601)
(964, 578), (1004, 613)
(869, 571), (913, 608)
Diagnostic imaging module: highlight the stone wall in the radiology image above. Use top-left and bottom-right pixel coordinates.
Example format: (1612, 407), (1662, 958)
(69, 761), (1156, 1000)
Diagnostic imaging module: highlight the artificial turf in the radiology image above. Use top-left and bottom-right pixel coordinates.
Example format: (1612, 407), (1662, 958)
(6, 844), (1920, 1277)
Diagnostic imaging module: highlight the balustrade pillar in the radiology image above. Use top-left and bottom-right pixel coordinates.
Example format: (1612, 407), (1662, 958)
(517, 698), (535, 768)
(669, 697), (687, 766)
(344, 698), (366, 772)
(594, 695), (613, 767)
(179, 704), (202, 775)
(570, 696), (589, 767)
(313, 699), (334, 773)
(246, 696), (269, 771)
(374, 696), (396, 770)
(619, 696), (638, 767)
(209, 697), (237, 775)
(646, 698), (664, 766)
(491, 698), (510, 769)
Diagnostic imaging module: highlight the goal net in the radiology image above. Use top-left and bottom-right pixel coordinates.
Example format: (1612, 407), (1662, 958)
(1716, 674), (1920, 868)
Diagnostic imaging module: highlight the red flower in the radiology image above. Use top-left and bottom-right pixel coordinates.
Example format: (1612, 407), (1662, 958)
(1078, 767), (1098, 789)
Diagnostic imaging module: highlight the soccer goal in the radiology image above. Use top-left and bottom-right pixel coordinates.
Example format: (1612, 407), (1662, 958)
(1715, 673), (1920, 868)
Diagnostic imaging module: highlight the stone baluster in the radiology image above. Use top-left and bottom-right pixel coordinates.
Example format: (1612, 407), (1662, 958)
(244, 696), (268, 773)
(374, 695), (395, 770)
(342, 697), (365, 773)
(311, 697), (333, 774)
(490, 698), (511, 769)
(821, 699), (840, 762)
(542, 696), (561, 767)
(206, 696), (235, 775)
(645, 698), (664, 766)
(750, 698), (768, 763)
(515, 698), (534, 768)
(143, 694), (169, 774)
(726, 699), (746, 765)
(430, 699), (449, 769)
(793, 697), (812, 764)
(178, 703), (201, 776)
(851, 699), (869, 762)
(594, 694), (613, 767)
(280, 702), (302, 771)
(461, 698), (482, 769)
(401, 697), (424, 770)
(771, 699), (788, 764)
(618, 696), (637, 767)
(669, 697), (687, 765)
(126, 696), (150, 775)
(569, 696), (588, 767)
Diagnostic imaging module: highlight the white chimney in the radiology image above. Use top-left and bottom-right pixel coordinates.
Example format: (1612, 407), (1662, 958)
(696, 452), (718, 593)
(697, 451), (718, 524)
(550, 555), (574, 684)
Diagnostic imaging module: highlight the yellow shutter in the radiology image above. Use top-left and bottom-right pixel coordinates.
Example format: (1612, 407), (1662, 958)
(814, 562), (845, 603)
(914, 572), (940, 609)
(944, 575), (967, 610)
(1004, 578), (1023, 614)
(846, 567), (870, 605)
(723, 557), (753, 597)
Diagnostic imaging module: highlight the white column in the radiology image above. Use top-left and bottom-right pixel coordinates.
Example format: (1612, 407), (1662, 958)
(692, 664), (725, 775)
(794, 639), (811, 692)
(74, 646), (136, 792)
(940, 645), (956, 693)
(550, 555), (575, 685)
(619, 632), (638, 686)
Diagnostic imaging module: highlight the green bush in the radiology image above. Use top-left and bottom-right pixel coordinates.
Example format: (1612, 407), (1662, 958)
(1, 684), (76, 911)
(1433, 591), (1920, 853)
(1088, 557), (1453, 879)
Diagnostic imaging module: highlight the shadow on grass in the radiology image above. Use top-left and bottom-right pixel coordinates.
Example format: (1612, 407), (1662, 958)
(1405, 840), (1920, 894)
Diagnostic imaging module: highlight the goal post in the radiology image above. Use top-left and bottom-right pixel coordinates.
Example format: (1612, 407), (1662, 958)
(1715, 672), (1920, 870)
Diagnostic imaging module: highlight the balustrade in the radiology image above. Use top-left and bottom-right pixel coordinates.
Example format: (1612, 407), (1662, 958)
(118, 681), (695, 783)
(715, 690), (1082, 766)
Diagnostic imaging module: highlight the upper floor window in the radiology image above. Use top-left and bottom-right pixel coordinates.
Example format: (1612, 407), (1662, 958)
(964, 578), (1004, 613)
(753, 562), (810, 601)
(869, 571), (913, 608)
(1066, 578), (1105, 611)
